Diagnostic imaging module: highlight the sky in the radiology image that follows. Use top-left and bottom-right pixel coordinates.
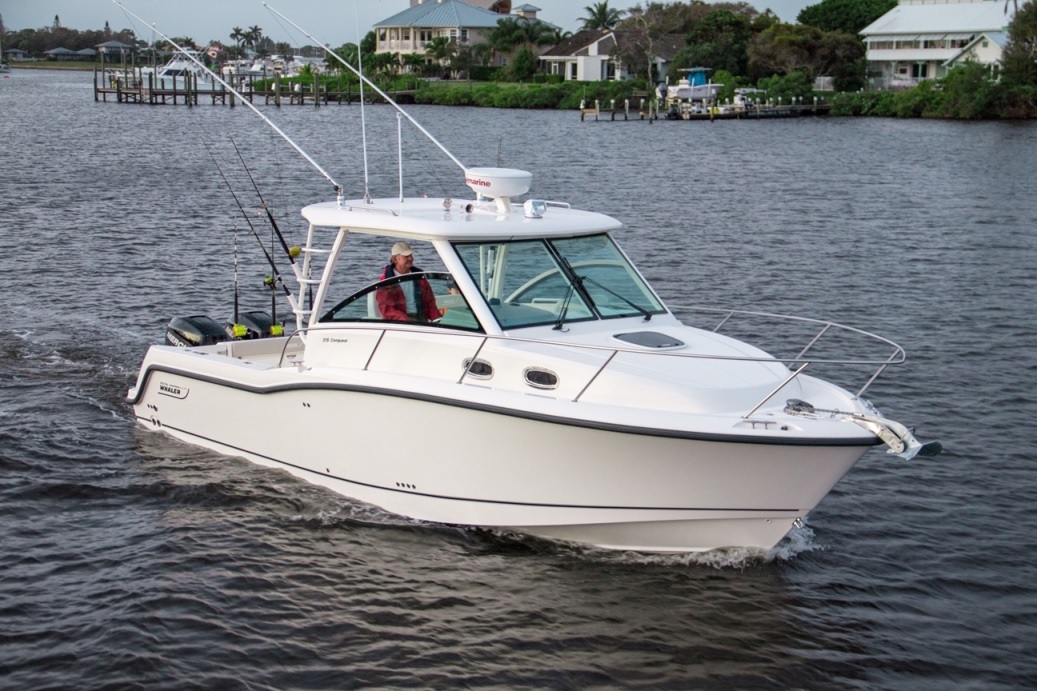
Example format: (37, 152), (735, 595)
(0, 0), (815, 48)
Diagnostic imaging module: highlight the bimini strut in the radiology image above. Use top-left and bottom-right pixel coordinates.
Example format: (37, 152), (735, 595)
(262, 2), (468, 175)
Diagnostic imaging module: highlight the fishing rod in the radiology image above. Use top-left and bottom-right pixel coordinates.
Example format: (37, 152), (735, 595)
(229, 138), (296, 265)
(232, 226), (240, 325)
(203, 140), (293, 308)
(112, 0), (344, 201)
(229, 137), (314, 310)
(262, 2), (468, 174)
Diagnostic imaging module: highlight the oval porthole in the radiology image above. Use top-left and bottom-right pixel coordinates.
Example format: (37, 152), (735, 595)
(462, 358), (493, 379)
(524, 367), (558, 390)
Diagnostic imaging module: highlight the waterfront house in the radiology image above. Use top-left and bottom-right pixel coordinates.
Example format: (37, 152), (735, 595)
(375, 0), (505, 61)
(861, 0), (1015, 89)
(538, 29), (684, 82)
(376, 0), (558, 69)
(43, 47), (77, 60)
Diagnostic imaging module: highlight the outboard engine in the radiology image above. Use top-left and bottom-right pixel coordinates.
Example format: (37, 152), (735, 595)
(225, 311), (283, 340)
(165, 315), (228, 347)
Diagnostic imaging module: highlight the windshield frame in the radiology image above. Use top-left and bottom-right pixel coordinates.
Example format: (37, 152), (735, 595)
(452, 233), (666, 331)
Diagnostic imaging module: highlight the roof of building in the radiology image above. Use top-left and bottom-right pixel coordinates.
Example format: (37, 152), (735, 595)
(539, 29), (684, 62)
(461, 0), (511, 11)
(377, 0), (505, 28)
(539, 29), (607, 57)
(861, 0), (1013, 37)
(943, 29), (1009, 64)
(95, 40), (136, 49)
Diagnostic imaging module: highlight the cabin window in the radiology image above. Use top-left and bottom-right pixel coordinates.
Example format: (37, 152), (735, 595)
(524, 368), (558, 390)
(462, 358), (493, 379)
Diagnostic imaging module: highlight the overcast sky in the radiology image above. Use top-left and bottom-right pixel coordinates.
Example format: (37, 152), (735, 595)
(1, 0), (814, 47)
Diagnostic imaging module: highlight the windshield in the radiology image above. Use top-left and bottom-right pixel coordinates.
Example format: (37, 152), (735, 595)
(453, 234), (664, 330)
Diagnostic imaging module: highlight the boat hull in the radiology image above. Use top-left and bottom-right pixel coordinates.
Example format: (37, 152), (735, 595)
(130, 358), (872, 553)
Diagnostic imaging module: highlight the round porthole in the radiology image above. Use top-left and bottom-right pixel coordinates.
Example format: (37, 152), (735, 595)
(523, 367), (558, 390)
(462, 358), (493, 380)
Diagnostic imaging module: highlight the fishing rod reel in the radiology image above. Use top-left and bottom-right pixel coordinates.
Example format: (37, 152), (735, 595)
(225, 310), (283, 340)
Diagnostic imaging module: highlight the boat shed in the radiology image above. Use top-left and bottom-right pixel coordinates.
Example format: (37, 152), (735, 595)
(861, 0), (1015, 89)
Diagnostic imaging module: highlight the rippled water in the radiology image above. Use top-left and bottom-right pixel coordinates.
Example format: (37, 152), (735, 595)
(2, 70), (1036, 688)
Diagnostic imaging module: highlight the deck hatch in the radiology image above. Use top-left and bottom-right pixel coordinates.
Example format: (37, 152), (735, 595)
(613, 331), (685, 349)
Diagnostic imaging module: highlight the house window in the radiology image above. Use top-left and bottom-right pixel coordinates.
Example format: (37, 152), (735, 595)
(402, 29), (410, 41)
(569, 62), (577, 79)
(460, 29), (468, 43)
(419, 29), (432, 43)
(911, 63), (928, 79)
(449, 29), (457, 42)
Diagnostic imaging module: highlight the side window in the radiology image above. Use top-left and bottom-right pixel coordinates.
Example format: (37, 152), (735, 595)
(319, 273), (480, 331)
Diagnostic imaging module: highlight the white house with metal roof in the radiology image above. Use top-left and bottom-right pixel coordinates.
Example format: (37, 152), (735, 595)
(861, 0), (1016, 89)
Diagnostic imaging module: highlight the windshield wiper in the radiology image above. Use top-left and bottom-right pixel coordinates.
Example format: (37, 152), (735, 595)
(553, 281), (576, 331)
(577, 274), (652, 321)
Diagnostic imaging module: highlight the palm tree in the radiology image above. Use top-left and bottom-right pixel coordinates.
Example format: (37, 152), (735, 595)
(580, 1), (625, 31)
(229, 26), (245, 57)
(488, 17), (555, 64)
(425, 36), (456, 76)
(549, 28), (574, 45)
(246, 25), (263, 52)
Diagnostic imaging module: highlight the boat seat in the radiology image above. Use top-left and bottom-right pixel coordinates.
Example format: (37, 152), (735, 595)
(367, 292), (381, 319)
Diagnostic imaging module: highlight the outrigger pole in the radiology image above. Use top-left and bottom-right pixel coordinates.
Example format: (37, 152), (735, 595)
(262, 2), (468, 174)
(112, 1), (344, 201)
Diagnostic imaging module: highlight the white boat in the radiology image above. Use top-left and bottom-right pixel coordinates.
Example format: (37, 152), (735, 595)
(666, 78), (722, 102)
(139, 50), (220, 91)
(126, 11), (939, 555)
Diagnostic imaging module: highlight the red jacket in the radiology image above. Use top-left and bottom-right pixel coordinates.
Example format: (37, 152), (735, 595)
(376, 265), (440, 322)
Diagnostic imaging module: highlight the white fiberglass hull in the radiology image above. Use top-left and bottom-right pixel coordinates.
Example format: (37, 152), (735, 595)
(128, 347), (874, 553)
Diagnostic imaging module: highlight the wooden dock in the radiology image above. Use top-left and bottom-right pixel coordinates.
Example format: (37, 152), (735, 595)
(92, 66), (414, 107)
(580, 98), (832, 122)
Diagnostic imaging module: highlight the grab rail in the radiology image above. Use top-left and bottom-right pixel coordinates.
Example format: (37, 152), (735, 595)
(277, 306), (906, 417)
